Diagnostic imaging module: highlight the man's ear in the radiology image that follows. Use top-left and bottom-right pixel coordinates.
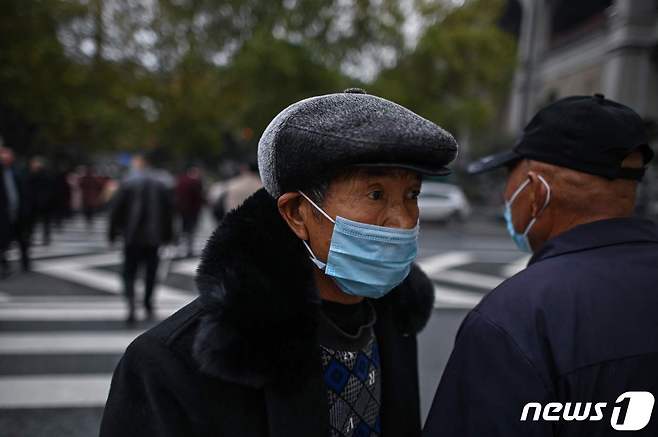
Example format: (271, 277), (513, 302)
(621, 151), (644, 169)
(527, 171), (549, 218)
(278, 192), (310, 241)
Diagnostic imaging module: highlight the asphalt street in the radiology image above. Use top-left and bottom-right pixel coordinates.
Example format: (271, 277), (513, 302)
(0, 210), (528, 436)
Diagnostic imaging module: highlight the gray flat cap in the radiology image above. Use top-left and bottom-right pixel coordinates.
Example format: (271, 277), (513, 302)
(258, 89), (458, 198)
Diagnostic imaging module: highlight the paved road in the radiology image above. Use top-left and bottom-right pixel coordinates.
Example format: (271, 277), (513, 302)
(0, 212), (528, 436)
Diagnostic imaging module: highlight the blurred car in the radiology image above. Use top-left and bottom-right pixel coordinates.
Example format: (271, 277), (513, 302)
(418, 182), (471, 222)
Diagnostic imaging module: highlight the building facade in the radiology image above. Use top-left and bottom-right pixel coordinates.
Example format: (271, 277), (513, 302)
(507, 0), (658, 137)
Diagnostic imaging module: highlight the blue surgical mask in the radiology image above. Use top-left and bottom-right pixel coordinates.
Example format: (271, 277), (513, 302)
(298, 191), (419, 299)
(503, 175), (551, 253)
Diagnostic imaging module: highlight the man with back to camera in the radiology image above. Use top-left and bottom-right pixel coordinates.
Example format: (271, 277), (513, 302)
(109, 153), (175, 323)
(423, 94), (658, 436)
(100, 88), (459, 437)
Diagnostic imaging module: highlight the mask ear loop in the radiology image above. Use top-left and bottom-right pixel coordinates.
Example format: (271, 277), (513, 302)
(298, 191), (335, 224)
(522, 174), (551, 236)
(506, 178), (531, 206)
(298, 191), (334, 270)
(302, 240), (326, 270)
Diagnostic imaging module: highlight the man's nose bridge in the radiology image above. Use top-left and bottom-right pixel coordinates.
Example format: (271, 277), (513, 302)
(385, 199), (416, 228)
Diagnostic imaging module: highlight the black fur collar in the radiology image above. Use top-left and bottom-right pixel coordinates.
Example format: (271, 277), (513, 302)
(193, 188), (434, 387)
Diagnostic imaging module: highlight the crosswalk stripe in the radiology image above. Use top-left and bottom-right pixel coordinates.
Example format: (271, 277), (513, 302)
(34, 252), (122, 268)
(171, 259), (199, 275)
(36, 264), (193, 301)
(502, 254), (532, 277)
(7, 246), (104, 261)
(433, 285), (484, 309)
(434, 269), (505, 290)
(0, 375), (110, 408)
(417, 252), (474, 275)
(0, 332), (140, 354)
(0, 307), (183, 321)
(0, 300), (188, 309)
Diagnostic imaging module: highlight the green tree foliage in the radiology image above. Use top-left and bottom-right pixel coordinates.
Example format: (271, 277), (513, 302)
(0, 0), (151, 157)
(373, 0), (516, 158)
(0, 0), (515, 163)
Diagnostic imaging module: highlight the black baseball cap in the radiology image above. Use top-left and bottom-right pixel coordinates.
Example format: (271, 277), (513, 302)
(468, 94), (654, 181)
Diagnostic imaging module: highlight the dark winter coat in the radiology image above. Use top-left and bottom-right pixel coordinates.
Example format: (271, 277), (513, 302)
(100, 188), (435, 437)
(25, 169), (55, 215)
(78, 173), (105, 209)
(424, 217), (658, 436)
(108, 170), (174, 247)
(175, 174), (204, 216)
(0, 165), (27, 249)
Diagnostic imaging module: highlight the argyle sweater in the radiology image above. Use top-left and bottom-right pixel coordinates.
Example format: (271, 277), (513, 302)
(319, 301), (381, 437)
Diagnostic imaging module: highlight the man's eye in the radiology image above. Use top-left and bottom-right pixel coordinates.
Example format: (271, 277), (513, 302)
(408, 190), (421, 200)
(368, 190), (383, 200)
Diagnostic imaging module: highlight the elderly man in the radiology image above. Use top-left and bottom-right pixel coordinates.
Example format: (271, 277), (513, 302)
(423, 95), (658, 436)
(101, 89), (458, 437)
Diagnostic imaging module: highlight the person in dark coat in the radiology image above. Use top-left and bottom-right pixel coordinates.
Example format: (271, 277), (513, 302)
(175, 165), (205, 257)
(25, 156), (55, 246)
(78, 165), (105, 228)
(100, 89), (459, 437)
(0, 146), (30, 276)
(51, 164), (73, 230)
(109, 154), (174, 323)
(424, 95), (658, 436)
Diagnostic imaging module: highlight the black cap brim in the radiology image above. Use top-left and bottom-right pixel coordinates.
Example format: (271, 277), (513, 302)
(357, 162), (452, 176)
(466, 150), (522, 175)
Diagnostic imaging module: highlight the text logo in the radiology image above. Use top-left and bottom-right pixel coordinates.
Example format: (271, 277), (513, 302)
(610, 392), (655, 431)
(520, 391), (654, 431)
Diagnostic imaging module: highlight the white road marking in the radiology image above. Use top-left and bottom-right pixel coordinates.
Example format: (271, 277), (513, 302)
(0, 332), (142, 354)
(502, 255), (532, 277)
(0, 375), (110, 408)
(34, 264), (192, 302)
(0, 299), (188, 309)
(170, 259), (199, 276)
(433, 286), (484, 309)
(434, 269), (505, 290)
(33, 252), (123, 270)
(416, 251), (529, 309)
(417, 252), (474, 275)
(0, 306), (186, 321)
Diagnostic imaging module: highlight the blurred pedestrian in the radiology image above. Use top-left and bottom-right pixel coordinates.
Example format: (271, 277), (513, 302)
(101, 89), (458, 437)
(108, 154), (174, 324)
(0, 146), (30, 277)
(207, 179), (227, 223)
(78, 165), (105, 228)
(52, 164), (73, 230)
(220, 161), (262, 213)
(25, 156), (54, 246)
(424, 95), (658, 436)
(174, 165), (204, 257)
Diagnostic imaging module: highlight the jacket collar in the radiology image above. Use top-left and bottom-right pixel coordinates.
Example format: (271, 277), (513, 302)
(529, 217), (658, 266)
(193, 188), (434, 388)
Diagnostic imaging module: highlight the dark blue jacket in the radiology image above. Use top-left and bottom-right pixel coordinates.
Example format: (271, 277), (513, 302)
(424, 217), (658, 436)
